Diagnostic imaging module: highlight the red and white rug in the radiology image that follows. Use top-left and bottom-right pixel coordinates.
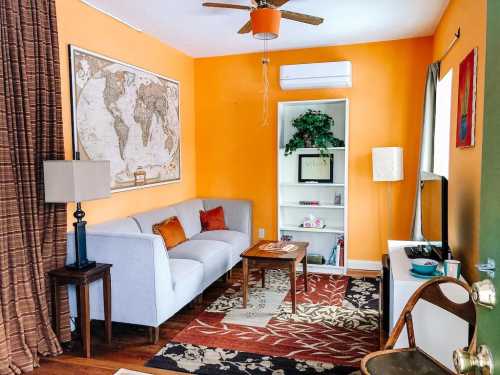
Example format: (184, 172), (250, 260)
(146, 270), (380, 374)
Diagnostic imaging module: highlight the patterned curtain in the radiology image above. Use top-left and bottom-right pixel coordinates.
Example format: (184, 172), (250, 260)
(0, 0), (69, 373)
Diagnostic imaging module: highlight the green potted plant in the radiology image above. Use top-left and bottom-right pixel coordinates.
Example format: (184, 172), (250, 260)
(284, 109), (344, 157)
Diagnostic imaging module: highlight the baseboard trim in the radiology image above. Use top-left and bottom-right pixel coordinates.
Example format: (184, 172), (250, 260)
(347, 260), (382, 271)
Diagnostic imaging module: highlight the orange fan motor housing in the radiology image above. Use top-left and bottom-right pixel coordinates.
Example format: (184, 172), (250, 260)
(250, 7), (281, 40)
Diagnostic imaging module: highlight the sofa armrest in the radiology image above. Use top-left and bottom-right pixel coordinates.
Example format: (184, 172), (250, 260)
(203, 199), (252, 238)
(67, 231), (174, 327)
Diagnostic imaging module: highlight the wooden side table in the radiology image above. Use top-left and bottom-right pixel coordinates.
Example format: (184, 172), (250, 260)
(241, 240), (308, 314)
(49, 263), (112, 358)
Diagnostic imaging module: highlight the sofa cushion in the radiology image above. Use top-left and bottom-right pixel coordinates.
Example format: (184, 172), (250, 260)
(191, 230), (249, 264)
(203, 199), (252, 235)
(200, 206), (227, 231)
(153, 216), (187, 249)
(87, 218), (140, 234)
(172, 199), (204, 238)
(131, 206), (178, 234)
(169, 258), (203, 290)
(168, 240), (232, 286)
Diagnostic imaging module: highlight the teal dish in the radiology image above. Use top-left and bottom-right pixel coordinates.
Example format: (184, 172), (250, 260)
(411, 258), (439, 275)
(409, 269), (443, 279)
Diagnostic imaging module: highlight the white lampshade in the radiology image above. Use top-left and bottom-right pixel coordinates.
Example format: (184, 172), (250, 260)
(43, 160), (111, 203)
(372, 147), (404, 182)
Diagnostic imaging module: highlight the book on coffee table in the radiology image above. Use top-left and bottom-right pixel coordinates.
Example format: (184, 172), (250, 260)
(259, 241), (298, 252)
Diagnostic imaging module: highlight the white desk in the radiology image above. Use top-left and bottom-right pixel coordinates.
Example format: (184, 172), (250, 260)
(388, 240), (469, 370)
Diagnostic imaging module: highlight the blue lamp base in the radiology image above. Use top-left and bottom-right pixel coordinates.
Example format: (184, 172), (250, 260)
(66, 202), (96, 270)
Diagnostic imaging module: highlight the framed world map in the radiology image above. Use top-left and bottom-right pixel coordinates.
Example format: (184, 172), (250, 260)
(69, 45), (181, 192)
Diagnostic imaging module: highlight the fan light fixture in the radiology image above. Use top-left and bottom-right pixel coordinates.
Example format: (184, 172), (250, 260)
(250, 8), (281, 40)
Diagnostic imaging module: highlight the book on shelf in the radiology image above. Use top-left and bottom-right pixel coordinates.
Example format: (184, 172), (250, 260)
(338, 236), (345, 267)
(298, 200), (320, 206)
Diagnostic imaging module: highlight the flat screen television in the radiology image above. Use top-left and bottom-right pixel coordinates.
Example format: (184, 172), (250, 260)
(420, 171), (449, 252)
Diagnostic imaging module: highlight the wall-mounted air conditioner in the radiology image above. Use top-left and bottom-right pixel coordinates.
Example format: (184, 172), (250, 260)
(280, 61), (352, 90)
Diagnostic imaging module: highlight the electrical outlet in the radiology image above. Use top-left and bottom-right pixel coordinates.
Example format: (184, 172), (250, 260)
(258, 228), (265, 239)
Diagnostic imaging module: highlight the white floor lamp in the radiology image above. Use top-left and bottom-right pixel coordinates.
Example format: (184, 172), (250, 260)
(372, 147), (404, 241)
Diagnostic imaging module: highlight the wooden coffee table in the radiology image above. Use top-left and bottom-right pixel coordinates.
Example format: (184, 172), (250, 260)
(241, 240), (308, 314)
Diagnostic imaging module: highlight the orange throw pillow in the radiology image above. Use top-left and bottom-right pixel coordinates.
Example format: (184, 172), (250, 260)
(200, 206), (227, 231)
(152, 216), (187, 250)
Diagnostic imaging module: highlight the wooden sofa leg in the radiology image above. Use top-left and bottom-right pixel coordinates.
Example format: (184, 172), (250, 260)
(148, 326), (159, 345)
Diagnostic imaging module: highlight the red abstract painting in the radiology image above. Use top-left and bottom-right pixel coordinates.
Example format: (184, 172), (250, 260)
(456, 48), (478, 148)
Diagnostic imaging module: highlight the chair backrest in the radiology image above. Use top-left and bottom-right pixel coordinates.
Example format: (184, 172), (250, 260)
(385, 276), (476, 352)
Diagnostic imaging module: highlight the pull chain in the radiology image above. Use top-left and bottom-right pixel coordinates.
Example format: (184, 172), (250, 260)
(262, 39), (270, 127)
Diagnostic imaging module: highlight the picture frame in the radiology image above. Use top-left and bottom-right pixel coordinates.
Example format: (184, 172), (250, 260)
(456, 47), (478, 148)
(298, 154), (334, 183)
(68, 45), (181, 193)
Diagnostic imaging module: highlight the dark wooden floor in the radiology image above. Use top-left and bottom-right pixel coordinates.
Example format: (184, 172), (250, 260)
(35, 267), (382, 375)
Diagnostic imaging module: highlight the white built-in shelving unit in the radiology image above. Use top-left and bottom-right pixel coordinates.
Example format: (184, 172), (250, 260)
(277, 99), (349, 275)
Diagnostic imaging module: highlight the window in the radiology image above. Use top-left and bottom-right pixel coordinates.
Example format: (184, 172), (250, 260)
(433, 70), (453, 178)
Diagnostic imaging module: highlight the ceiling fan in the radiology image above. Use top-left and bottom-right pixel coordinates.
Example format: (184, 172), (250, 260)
(202, 0), (324, 40)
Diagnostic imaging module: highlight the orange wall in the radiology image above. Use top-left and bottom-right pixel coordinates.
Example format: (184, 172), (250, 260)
(195, 38), (433, 261)
(56, 0), (197, 228)
(432, 0), (487, 281)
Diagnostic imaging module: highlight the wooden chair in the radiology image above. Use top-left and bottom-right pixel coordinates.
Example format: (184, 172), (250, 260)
(361, 277), (476, 375)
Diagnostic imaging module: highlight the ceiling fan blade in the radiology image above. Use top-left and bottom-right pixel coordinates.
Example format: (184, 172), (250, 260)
(281, 10), (324, 25)
(238, 20), (252, 34)
(202, 2), (252, 11)
(267, 0), (290, 7)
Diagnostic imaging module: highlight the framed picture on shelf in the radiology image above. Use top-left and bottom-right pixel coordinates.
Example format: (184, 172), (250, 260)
(298, 154), (334, 183)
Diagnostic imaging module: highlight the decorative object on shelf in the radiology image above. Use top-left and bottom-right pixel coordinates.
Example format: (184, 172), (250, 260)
(69, 46), (180, 192)
(299, 200), (320, 206)
(327, 245), (337, 266)
(284, 110), (344, 156)
(327, 235), (344, 266)
(301, 214), (325, 229)
(307, 254), (325, 265)
(281, 234), (293, 242)
(456, 48), (478, 148)
(298, 154), (334, 183)
(334, 192), (342, 206)
(44, 160), (111, 270)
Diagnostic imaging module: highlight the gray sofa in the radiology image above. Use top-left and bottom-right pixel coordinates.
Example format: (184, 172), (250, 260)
(66, 198), (252, 339)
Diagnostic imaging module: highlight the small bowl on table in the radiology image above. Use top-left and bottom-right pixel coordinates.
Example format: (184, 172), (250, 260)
(411, 258), (439, 275)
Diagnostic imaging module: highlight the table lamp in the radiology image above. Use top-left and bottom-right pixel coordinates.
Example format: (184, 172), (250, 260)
(372, 147), (404, 240)
(43, 160), (111, 270)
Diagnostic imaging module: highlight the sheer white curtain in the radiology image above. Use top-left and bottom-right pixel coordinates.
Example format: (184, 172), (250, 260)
(434, 70), (453, 179)
(411, 62), (440, 240)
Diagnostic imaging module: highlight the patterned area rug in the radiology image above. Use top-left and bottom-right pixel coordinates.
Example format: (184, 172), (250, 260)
(146, 270), (380, 374)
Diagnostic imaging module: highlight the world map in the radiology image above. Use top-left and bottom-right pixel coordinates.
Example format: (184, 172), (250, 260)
(71, 47), (180, 191)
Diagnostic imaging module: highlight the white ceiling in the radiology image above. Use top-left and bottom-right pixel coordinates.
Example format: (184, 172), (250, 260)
(82, 0), (449, 58)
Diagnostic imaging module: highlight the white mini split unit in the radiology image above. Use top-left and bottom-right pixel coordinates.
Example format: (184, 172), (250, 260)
(280, 61), (352, 90)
